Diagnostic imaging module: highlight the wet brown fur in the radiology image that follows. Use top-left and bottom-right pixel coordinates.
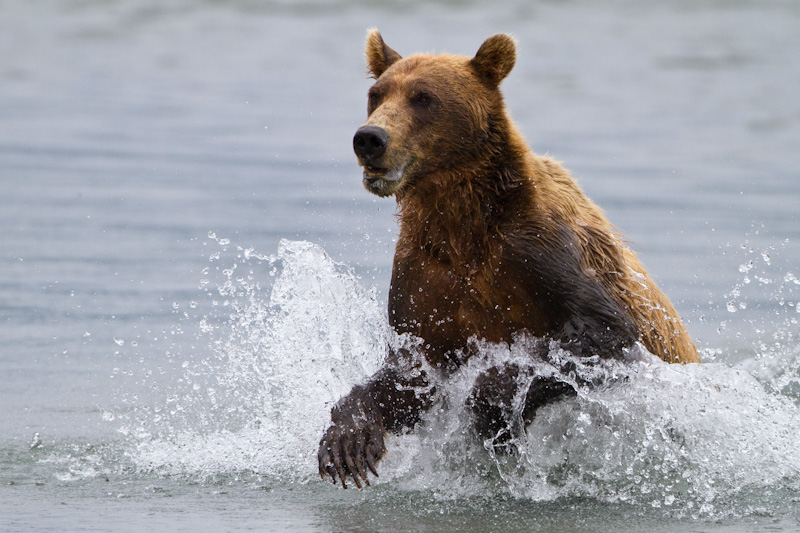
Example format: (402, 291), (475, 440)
(364, 29), (699, 365)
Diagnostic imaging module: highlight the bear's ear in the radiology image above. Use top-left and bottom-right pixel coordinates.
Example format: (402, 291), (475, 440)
(470, 34), (516, 88)
(365, 29), (402, 79)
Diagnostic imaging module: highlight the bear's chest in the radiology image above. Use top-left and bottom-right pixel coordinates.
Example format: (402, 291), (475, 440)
(388, 253), (551, 366)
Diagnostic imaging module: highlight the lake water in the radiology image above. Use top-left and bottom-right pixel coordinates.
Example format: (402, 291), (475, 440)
(2, 0), (800, 531)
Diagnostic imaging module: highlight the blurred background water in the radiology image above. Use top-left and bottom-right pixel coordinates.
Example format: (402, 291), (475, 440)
(2, 1), (799, 531)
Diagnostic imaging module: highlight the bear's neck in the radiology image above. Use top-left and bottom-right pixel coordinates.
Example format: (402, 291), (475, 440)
(394, 124), (531, 269)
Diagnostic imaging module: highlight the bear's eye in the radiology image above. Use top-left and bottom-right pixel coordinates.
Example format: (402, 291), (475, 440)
(367, 90), (382, 113)
(413, 92), (432, 107)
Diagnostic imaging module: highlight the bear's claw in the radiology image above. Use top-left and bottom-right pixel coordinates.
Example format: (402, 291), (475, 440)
(318, 418), (385, 489)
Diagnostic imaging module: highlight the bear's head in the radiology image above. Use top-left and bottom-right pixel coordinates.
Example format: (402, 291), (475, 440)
(354, 30), (517, 198)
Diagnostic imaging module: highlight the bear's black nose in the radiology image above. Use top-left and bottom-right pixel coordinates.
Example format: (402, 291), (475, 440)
(353, 126), (390, 160)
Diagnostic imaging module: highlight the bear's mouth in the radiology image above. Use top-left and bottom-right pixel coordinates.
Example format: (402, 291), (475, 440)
(364, 165), (390, 176)
(363, 164), (405, 183)
(362, 163), (409, 197)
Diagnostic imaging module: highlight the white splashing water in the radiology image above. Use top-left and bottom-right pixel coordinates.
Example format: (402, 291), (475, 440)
(122, 238), (800, 519)
(125, 239), (387, 481)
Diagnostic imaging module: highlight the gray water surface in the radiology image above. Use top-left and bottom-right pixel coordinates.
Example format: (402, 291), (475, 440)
(2, 1), (800, 531)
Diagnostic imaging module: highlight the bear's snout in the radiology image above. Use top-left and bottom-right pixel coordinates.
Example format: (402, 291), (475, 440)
(353, 125), (390, 162)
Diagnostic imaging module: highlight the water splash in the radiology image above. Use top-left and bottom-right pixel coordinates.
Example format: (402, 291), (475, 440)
(123, 239), (387, 482)
(119, 238), (800, 520)
(496, 354), (800, 518)
(368, 340), (800, 519)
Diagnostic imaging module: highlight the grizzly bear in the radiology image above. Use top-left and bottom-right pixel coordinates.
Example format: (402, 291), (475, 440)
(318, 30), (700, 488)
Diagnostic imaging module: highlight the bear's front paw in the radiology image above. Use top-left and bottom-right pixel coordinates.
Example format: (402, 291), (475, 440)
(318, 416), (386, 489)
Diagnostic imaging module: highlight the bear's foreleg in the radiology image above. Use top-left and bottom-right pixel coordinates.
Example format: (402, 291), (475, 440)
(318, 351), (435, 488)
(466, 363), (577, 450)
